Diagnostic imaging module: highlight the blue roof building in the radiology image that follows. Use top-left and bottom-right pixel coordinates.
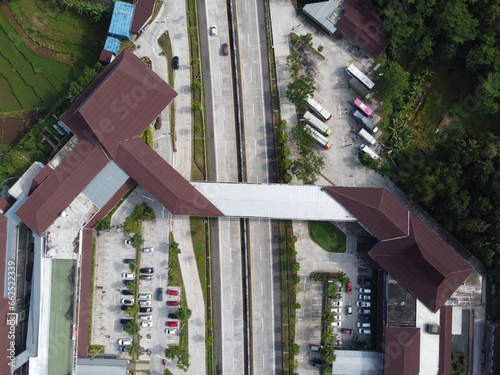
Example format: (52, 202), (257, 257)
(103, 37), (121, 55)
(109, 1), (135, 40)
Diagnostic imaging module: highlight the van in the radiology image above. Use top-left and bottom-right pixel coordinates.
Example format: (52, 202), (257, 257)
(310, 345), (323, 352)
(357, 322), (371, 328)
(359, 328), (371, 335)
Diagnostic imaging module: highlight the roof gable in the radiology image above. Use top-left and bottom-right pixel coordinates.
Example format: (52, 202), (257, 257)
(384, 327), (420, 375)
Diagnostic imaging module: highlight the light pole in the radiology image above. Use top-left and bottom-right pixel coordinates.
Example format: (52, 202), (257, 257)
(90, 346), (104, 360)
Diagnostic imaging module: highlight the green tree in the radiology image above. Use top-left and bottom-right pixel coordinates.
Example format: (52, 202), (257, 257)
(192, 81), (202, 90)
(176, 307), (192, 320)
(192, 102), (202, 111)
(299, 33), (313, 47)
(286, 77), (315, 108)
(125, 321), (140, 336)
(326, 283), (338, 297)
(131, 233), (144, 248)
(290, 343), (300, 356)
(127, 342), (141, 357)
(290, 261), (300, 272)
(322, 347), (336, 364)
(291, 151), (324, 184)
(280, 158), (292, 170)
(126, 282), (138, 293)
(126, 304), (139, 317)
(376, 62), (410, 104)
(169, 241), (181, 255)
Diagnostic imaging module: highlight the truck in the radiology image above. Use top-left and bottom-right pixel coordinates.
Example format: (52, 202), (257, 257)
(303, 111), (332, 136)
(348, 77), (371, 100)
(304, 124), (332, 149)
(306, 95), (332, 121)
(351, 110), (379, 134)
(358, 129), (376, 145)
(359, 144), (380, 160)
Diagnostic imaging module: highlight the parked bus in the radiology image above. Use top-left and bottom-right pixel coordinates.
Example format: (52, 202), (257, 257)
(303, 111), (332, 136)
(307, 95), (332, 122)
(351, 110), (379, 134)
(348, 78), (371, 100)
(353, 98), (373, 117)
(345, 64), (375, 90)
(304, 124), (332, 149)
(358, 128), (376, 145)
(359, 144), (380, 160)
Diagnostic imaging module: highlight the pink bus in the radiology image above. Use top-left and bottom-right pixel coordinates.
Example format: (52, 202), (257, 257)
(353, 98), (373, 117)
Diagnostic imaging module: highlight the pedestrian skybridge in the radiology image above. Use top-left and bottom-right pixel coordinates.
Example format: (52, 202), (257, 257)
(191, 182), (357, 221)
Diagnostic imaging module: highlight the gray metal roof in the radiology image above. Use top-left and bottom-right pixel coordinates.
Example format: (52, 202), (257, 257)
(332, 350), (383, 374)
(192, 182), (356, 221)
(82, 161), (129, 208)
(303, 0), (338, 35)
(77, 358), (128, 375)
(8, 162), (44, 199)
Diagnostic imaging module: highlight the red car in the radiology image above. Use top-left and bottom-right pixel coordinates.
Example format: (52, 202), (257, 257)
(167, 301), (180, 306)
(346, 282), (352, 294)
(166, 289), (179, 296)
(222, 43), (229, 56)
(342, 328), (353, 335)
(165, 321), (178, 327)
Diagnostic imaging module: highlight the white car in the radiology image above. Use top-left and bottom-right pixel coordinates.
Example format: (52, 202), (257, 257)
(359, 294), (371, 300)
(359, 288), (372, 294)
(331, 321), (341, 327)
(333, 314), (342, 321)
(331, 300), (343, 307)
(165, 328), (178, 334)
(124, 239), (131, 245)
(121, 298), (134, 305)
(330, 307), (341, 313)
(122, 273), (135, 279)
(138, 293), (152, 300)
(357, 301), (371, 308)
(359, 328), (371, 335)
(140, 321), (153, 327)
(142, 247), (154, 253)
(139, 300), (151, 306)
(118, 338), (132, 346)
(139, 315), (152, 321)
(210, 25), (217, 36)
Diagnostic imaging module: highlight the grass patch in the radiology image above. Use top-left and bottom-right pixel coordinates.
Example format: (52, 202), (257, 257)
(157, 31), (176, 151)
(309, 221), (346, 252)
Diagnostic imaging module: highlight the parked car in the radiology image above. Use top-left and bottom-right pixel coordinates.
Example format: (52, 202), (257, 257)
(333, 315), (341, 321)
(140, 275), (153, 280)
(341, 328), (354, 335)
(142, 247), (154, 253)
(166, 289), (179, 296)
(210, 25), (217, 35)
(172, 56), (179, 70)
(121, 298), (134, 305)
(121, 290), (134, 296)
(358, 308), (371, 314)
(120, 318), (132, 325)
(359, 294), (371, 300)
(357, 322), (371, 328)
(118, 339), (132, 346)
(140, 267), (154, 274)
(331, 300), (343, 307)
(157, 287), (164, 301)
(330, 307), (341, 313)
(120, 305), (129, 311)
(358, 314), (370, 323)
(346, 282), (352, 294)
(359, 288), (372, 294)
(346, 305), (353, 316)
(118, 346), (128, 352)
(139, 307), (153, 313)
(122, 273), (135, 279)
(358, 328), (371, 335)
(359, 279), (372, 287)
(309, 360), (323, 368)
(330, 293), (342, 300)
(222, 43), (228, 55)
(357, 301), (371, 308)
(140, 321), (153, 327)
(165, 321), (178, 327)
(122, 280), (134, 286)
(123, 259), (136, 264)
(138, 293), (151, 300)
(139, 300), (151, 306)
(168, 313), (178, 319)
(310, 345), (323, 352)
(167, 301), (180, 306)
(139, 315), (152, 321)
(330, 321), (341, 327)
(124, 239), (131, 245)
(165, 328), (177, 334)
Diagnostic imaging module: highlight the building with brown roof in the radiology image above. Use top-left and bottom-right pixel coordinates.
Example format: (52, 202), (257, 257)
(131, 0), (155, 34)
(383, 327), (420, 374)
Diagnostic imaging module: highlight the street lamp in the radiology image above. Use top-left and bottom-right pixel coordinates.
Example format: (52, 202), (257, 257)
(90, 346), (104, 360)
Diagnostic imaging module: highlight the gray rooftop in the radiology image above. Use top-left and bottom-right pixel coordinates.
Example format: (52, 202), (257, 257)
(77, 357), (128, 375)
(332, 350), (383, 374)
(82, 161), (130, 208)
(303, 0), (339, 35)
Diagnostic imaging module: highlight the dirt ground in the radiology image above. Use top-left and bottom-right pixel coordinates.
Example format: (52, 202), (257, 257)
(0, 110), (47, 145)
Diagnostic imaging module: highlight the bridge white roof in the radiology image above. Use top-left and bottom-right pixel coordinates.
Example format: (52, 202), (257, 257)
(191, 182), (356, 221)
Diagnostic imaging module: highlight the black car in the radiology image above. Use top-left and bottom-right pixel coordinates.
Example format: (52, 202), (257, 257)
(118, 346), (128, 352)
(121, 290), (134, 296)
(121, 305), (130, 311)
(140, 267), (154, 274)
(123, 259), (136, 264)
(140, 307), (153, 313)
(122, 280), (134, 286)
(168, 313), (178, 319)
(157, 287), (163, 301)
(358, 314), (370, 323)
(140, 275), (153, 280)
(172, 56), (179, 70)
(120, 318), (133, 324)
(309, 360), (323, 368)
(359, 279), (372, 287)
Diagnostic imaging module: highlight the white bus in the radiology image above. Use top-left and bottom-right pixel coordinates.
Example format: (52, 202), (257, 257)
(358, 128), (376, 145)
(307, 95), (332, 122)
(303, 111), (332, 136)
(304, 124), (332, 149)
(359, 144), (380, 160)
(345, 64), (375, 90)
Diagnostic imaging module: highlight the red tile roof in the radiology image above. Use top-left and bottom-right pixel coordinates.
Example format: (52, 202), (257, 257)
(99, 49), (115, 64)
(16, 141), (110, 236)
(336, 0), (387, 58)
(60, 49), (177, 160)
(438, 306), (453, 374)
(383, 326), (420, 374)
(29, 164), (53, 195)
(0, 214), (12, 375)
(131, 0), (155, 33)
(116, 138), (223, 217)
(325, 187), (473, 312)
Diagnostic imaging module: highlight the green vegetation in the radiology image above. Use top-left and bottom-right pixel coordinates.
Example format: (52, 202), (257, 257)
(313, 271), (350, 285)
(88, 345), (104, 357)
(95, 187), (136, 232)
(451, 352), (467, 375)
(290, 124), (325, 184)
(309, 222), (346, 252)
(157, 31), (176, 151)
(125, 321), (140, 336)
(140, 126), (154, 148)
(286, 77), (315, 109)
(122, 204), (155, 236)
(176, 307), (192, 320)
(88, 239), (97, 351)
